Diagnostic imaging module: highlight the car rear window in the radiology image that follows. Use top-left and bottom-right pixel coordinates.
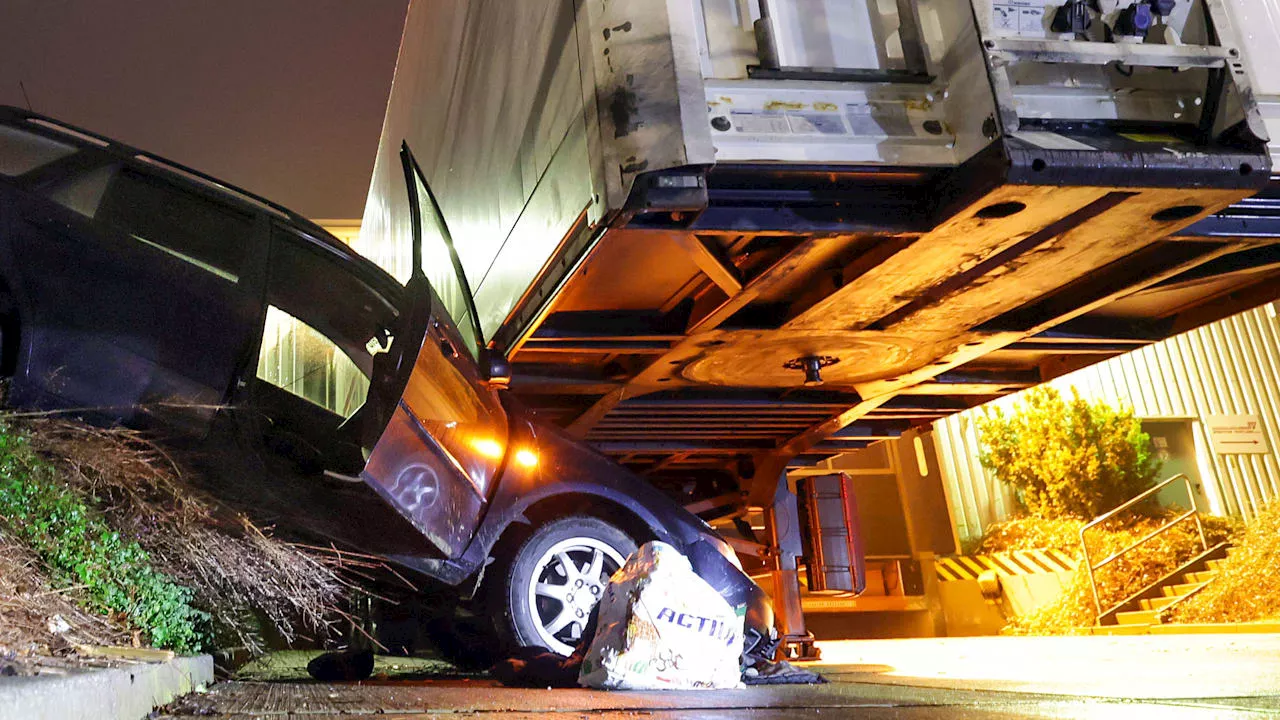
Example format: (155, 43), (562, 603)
(0, 124), (76, 177)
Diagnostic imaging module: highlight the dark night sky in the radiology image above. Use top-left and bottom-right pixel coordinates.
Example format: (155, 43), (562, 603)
(0, 0), (408, 219)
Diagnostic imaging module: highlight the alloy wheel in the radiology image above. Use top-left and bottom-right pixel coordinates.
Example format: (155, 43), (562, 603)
(526, 536), (625, 655)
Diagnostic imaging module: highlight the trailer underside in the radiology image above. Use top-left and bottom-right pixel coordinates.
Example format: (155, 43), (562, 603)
(498, 146), (1280, 507)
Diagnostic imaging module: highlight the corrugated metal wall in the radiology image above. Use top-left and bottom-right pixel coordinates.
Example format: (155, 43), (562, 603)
(934, 302), (1280, 546)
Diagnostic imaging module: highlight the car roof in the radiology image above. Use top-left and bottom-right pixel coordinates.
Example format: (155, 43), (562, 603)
(0, 105), (403, 304)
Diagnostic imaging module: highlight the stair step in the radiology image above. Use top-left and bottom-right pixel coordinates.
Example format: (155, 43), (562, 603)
(1206, 559), (1228, 572)
(1116, 609), (1161, 626)
(1095, 543), (1230, 628)
(1162, 581), (1209, 598)
(1140, 595), (1181, 611)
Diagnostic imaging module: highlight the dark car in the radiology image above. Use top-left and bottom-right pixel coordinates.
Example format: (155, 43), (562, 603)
(0, 106), (776, 658)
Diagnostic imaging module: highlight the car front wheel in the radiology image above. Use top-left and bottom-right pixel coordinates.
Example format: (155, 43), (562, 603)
(496, 516), (636, 656)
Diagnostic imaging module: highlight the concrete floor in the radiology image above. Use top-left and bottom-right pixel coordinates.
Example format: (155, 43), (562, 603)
(817, 634), (1280, 698)
(158, 634), (1280, 719)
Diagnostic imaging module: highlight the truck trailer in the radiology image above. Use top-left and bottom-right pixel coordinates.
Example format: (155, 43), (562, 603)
(359, 0), (1280, 651)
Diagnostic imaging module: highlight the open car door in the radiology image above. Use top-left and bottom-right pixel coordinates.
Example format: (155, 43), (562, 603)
(358, 143), (510, 559)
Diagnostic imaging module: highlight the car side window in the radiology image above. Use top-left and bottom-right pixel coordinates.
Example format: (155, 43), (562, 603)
(44, 164), (116, 217)
(93, 167), (252, 283)
(257, 227), (400, 419)
(257, 305), (370, 419)
(0, 124), (76, 177)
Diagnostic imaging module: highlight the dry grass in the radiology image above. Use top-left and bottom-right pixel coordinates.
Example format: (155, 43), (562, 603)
(974, 516), (1086, 555)
(1172, 502), (1280, 624)
(0, 532), (130, 656)
(17, 420), (372, 655)
(983, 510), (1238, 634)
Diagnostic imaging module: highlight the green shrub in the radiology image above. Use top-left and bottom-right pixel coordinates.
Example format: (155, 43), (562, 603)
(0, 425), (209, 653)
(976, 386), (1160, 519)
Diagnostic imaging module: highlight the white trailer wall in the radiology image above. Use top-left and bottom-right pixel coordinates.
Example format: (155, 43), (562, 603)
(357, 0), (595, 339)
(934, 302), (1280, 546)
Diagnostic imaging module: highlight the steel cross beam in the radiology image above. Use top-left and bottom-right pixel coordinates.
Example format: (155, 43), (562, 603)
(566, 231), (851, 436)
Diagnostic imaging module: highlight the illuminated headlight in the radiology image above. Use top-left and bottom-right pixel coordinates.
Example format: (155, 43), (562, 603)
(514, 448), (539, 468)
(469, 436), (503, 459)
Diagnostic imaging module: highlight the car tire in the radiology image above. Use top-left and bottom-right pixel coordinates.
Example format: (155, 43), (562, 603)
(495, 516), (637, 656)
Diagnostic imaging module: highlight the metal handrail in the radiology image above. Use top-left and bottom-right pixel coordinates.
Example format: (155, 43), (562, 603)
(1079, 474), (1208, 618)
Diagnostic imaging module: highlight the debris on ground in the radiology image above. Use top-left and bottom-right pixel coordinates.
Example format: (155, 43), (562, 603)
(0, 531), (130, 667)
(492, 603), (598, 688)
(233, 650), (460, 682)
(491, 645), (583, 688)
(579, 541), (745, 690)
(742, 659), (827, 686)
(987, 510), (1238, 634)
(1172, 502), (1280, 624)
(306, 647), (375, 682)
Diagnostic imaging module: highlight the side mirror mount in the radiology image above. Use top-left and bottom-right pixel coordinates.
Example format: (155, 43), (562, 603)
(480, 349), (512, 389)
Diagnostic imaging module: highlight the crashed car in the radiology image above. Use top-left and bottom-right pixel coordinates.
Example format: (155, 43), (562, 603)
(0, 106), (776, 658)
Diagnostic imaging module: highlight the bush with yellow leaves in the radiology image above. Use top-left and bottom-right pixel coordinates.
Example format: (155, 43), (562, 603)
(976, 386), (1161, 519)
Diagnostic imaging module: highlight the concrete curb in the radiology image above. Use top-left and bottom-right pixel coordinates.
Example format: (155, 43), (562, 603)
(0, 654), (213, 720)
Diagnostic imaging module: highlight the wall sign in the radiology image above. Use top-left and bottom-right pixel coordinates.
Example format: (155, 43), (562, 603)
(1205, 415), (1270, 455)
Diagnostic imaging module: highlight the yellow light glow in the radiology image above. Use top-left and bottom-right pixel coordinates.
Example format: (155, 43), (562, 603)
(470, 437), (504, 460)
(515, 448), (539, 469)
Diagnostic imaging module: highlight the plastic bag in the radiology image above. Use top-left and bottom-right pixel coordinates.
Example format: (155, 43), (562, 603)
(578, 541), (745, 690)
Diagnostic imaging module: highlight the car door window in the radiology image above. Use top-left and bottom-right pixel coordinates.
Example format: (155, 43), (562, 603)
(257, 305), (370, 419)
(259, 227), (400, 420)
(93, 167), (251, 283)
(43, 164), (116, 217)
(410, 170), (480, 357)
(0, 124), (76, 177)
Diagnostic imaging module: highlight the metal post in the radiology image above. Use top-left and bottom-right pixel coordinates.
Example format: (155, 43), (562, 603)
(752, 1), (782, 70)
(1079, 524), (1101, 616)
(764, 470), (819, 660)
(895, 0), (931, 76)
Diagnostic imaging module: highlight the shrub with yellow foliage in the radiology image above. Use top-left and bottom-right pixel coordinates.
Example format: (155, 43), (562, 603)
(977, 386), (1161, 519)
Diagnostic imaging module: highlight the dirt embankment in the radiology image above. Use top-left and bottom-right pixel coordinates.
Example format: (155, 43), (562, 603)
(0, 419), (384, 670)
